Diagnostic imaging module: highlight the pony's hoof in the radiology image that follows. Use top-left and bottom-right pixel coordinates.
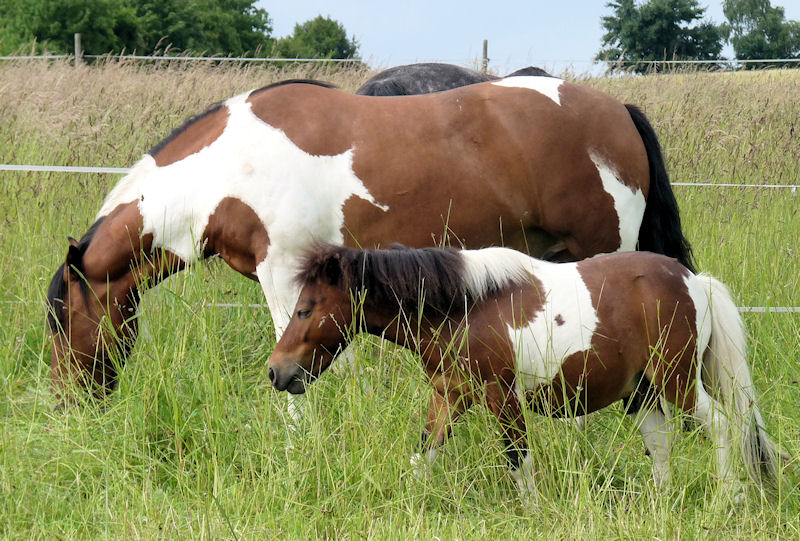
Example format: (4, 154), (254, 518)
(410, 450), (438, 480)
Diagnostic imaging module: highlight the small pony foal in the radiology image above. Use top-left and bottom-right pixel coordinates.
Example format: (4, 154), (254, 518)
(268, 245), (785, 496)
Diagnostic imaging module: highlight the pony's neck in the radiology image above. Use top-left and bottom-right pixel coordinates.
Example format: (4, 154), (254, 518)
(360, 297), (455, 364)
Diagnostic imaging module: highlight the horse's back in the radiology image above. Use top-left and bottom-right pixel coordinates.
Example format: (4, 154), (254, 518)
(355, 63), (496, 96)
(213, 80), (652, 259)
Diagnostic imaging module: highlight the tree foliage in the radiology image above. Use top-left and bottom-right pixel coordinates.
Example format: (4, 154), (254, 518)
(0, 0), (273, 56)
(596, 0), (724, 72)
(722, 0), (800, 65)
(275, 16), (359, 60)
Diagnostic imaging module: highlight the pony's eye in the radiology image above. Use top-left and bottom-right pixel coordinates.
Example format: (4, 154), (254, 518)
(297, 309), (312, 320)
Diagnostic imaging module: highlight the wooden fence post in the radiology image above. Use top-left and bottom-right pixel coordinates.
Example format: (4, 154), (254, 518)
(481, 39), (488, 73)
(74, 33), (83, 66)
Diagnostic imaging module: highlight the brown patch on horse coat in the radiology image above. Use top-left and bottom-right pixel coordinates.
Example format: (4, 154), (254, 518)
(247, 85), (353, 156)
(203, 197), (269, 276)
(245, 81), (650, 260)
(151, 105), (230, 167)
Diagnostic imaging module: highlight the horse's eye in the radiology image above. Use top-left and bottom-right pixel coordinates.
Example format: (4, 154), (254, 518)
(297, 309), (312, 320)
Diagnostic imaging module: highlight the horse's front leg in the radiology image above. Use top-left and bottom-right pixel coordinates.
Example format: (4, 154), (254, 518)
(486, 382), (532, 495)
(256, 256), (305, 428)
(412, 375), (472, 478)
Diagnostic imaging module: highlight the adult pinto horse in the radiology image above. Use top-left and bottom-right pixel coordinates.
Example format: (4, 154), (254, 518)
(268, 245), (785, 496)
(355, 62), (552, 96)
(47, 76), (694, 399)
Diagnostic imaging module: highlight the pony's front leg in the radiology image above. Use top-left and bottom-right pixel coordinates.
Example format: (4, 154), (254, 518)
(412, 380), (472, 478)
(486, 383), (532, 495)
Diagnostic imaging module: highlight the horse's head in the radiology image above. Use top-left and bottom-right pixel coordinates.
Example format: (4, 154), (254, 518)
(268, 268), (354, 394)
(47, 231), (141, 399)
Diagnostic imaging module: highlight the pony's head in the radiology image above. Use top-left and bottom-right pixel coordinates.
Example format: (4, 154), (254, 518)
(268, 247), (355, 394)
(46, 219), (141, 399)
(267, 243), (476, 394)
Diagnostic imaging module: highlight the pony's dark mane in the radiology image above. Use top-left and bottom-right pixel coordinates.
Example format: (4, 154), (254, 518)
(148, 79), (336, 157)
(297, 244), (473, 315)
(46, 217), (106, 332)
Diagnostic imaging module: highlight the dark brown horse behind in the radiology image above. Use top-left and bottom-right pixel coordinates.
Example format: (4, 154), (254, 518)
(269, 244), (785, 497)
(47, 76), (693, 400)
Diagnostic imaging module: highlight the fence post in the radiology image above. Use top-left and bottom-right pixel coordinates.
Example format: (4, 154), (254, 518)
(481, 39), (488, 73)
(74, 33), (83, 66)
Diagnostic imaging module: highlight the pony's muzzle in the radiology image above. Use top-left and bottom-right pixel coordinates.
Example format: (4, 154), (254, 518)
(268, 362), (307, 394)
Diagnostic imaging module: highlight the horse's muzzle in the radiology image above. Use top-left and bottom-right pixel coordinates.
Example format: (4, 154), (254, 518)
(268, 363), (307, 394)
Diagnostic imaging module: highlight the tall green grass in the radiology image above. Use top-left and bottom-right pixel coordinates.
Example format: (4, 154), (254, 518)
(1, 61), (798, 539)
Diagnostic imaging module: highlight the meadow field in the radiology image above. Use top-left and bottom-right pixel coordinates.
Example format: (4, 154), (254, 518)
(0, 60), (798, 539)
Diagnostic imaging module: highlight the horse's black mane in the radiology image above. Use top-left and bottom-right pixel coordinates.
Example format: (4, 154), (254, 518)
(148, 103), (225, 157)
(248, 78), (337, 97)
(148, 79), (337, 157)
(297, 244), (475, 315)
(46, 217), (106, 332)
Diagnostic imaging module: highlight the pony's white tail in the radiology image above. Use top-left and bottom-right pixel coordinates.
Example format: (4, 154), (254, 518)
(698, 274), (787, 485)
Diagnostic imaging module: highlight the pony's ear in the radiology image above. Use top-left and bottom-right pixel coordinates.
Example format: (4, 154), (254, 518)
(322, 253), (342, 285)
(64, 237), (81, 282)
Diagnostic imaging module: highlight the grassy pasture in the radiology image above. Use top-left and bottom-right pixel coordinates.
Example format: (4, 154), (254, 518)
(0, 61), (798, 539)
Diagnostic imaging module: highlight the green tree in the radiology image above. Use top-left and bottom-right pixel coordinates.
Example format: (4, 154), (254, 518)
(132, 0), (274, 55)
(596, 0), (725, 72)
(0, 0), (139, 55)
(722, 0), (800, 66)
(0, 0), (273, 56)
(276, 15), (359, 59)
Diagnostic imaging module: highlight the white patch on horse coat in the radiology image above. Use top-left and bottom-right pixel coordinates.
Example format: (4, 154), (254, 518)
(505, 260), (599, 390)
(460, 248), (599, 388)
(492, 76), (564, 106)
(590, 152), (646, 252)
(97, 89), (388, 333)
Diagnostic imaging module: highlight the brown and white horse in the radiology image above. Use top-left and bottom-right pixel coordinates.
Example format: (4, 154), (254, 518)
(47, 76), (694, 400)
(268, 244), (785, 495)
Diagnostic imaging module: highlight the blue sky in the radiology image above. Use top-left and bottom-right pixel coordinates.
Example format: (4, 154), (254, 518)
(257, 1), (800, 75)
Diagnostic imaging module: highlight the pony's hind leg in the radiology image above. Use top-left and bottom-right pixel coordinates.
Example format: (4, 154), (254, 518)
(692, 376), (745, 498)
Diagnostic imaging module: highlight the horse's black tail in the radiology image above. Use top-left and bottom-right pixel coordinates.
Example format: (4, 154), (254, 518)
(626, 104), (696, 273)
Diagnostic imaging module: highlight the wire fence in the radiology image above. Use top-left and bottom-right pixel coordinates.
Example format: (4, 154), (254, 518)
(1, 163), (797, 313)
(1, 50), (796, 313)
(2, 52), (799, 70)
(0, 53), (362, 64)
(1, 299), (798, 313)
(2, 164), (797, 193)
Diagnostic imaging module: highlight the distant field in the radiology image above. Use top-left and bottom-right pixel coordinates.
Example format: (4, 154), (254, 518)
(1, 61), (798, 539)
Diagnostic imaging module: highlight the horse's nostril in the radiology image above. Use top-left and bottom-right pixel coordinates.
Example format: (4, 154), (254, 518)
(268, 366), (276, 385)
